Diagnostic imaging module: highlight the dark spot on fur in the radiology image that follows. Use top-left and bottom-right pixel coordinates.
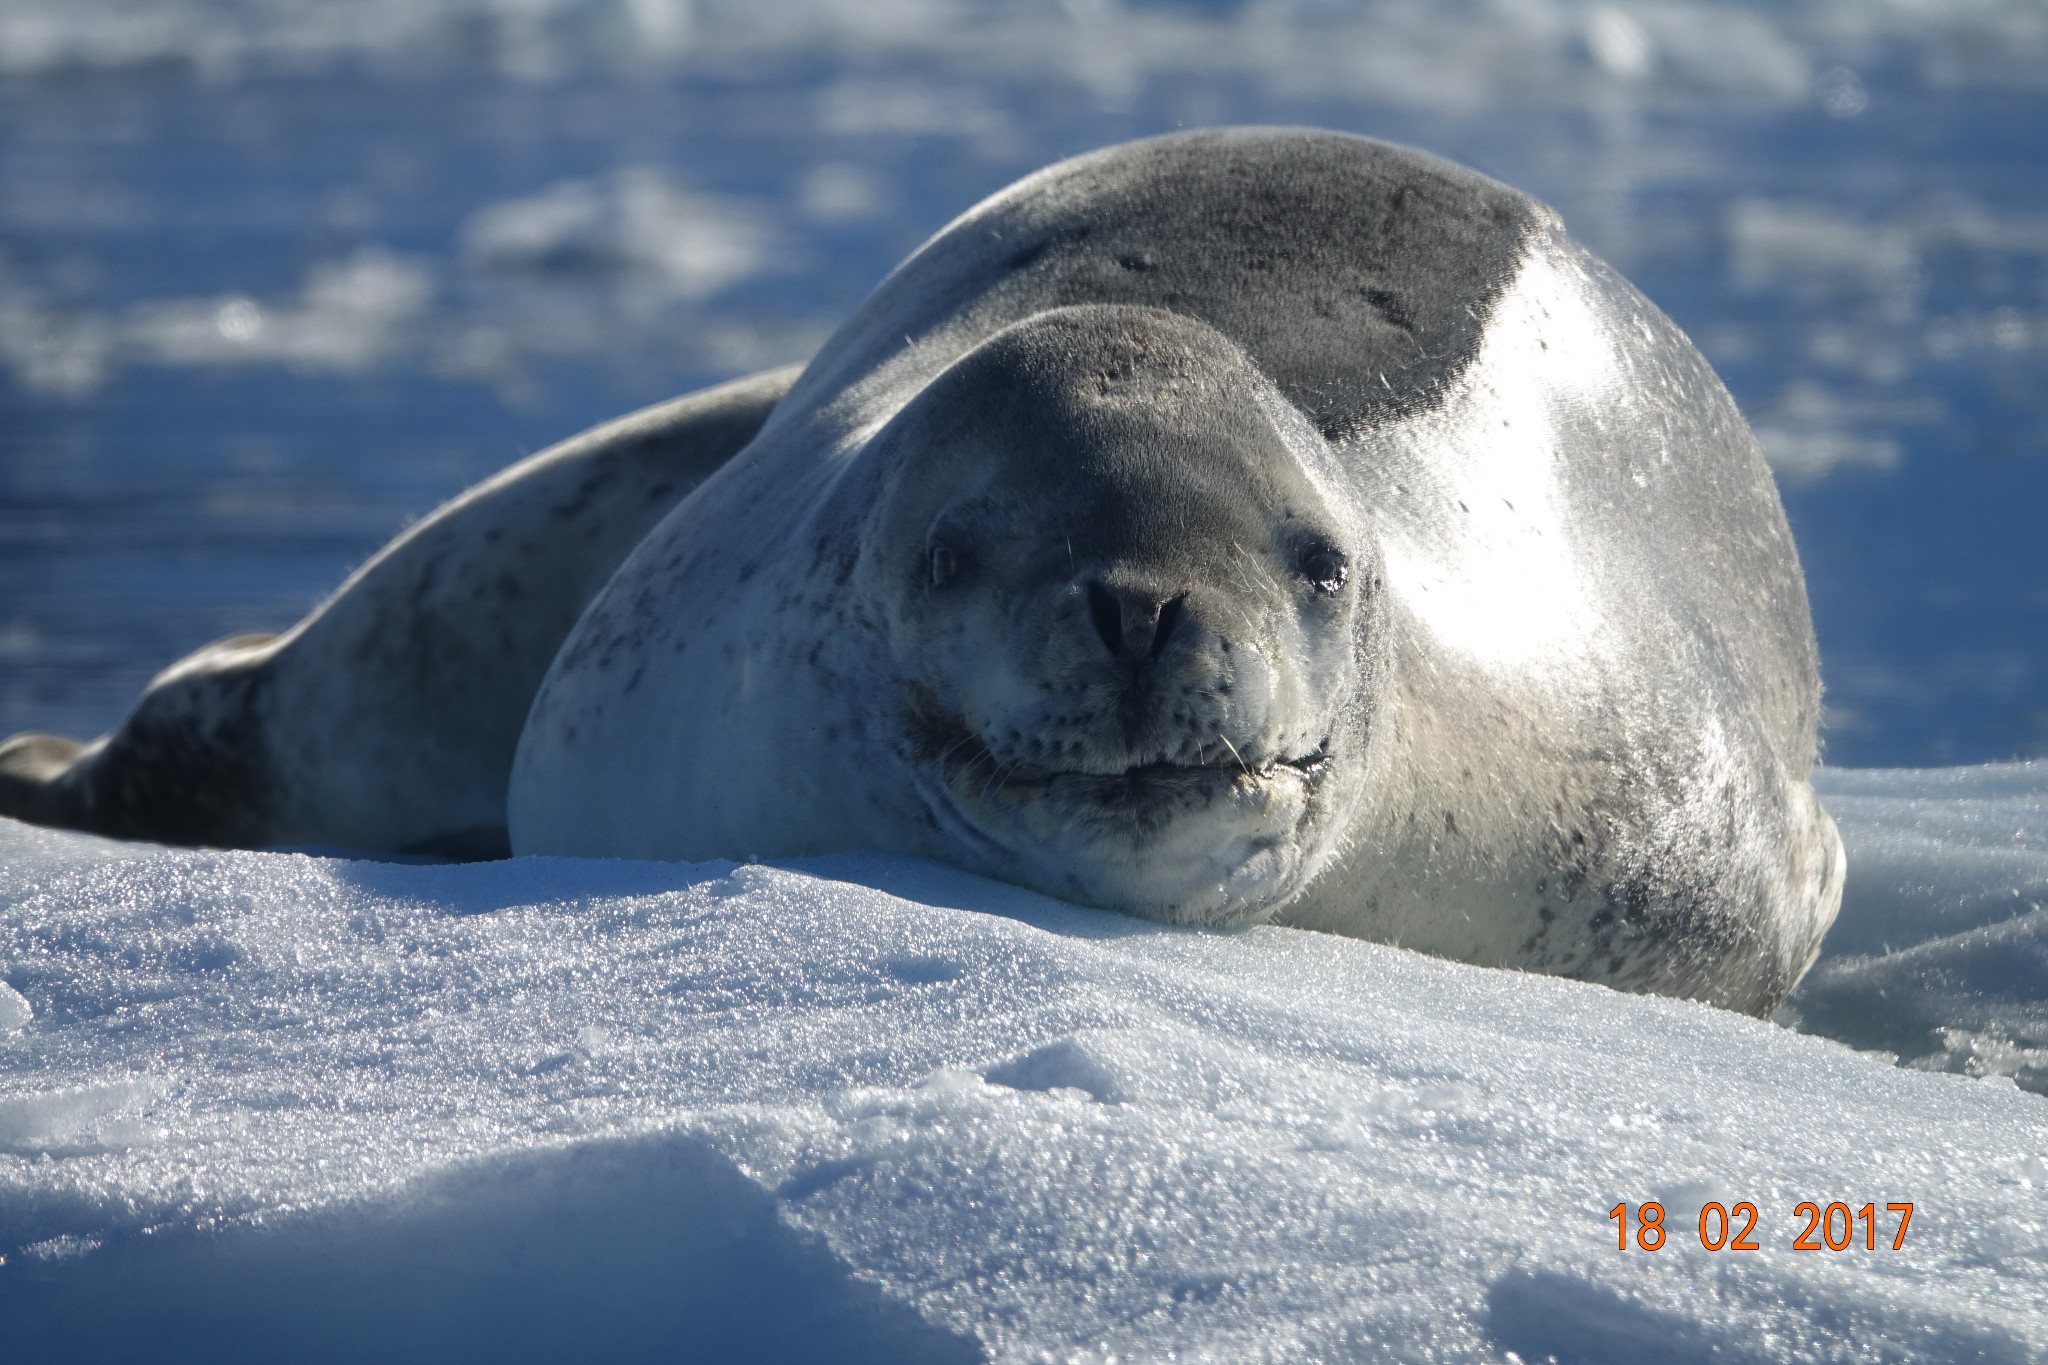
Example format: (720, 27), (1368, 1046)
(550, 469), (613, 523)
(1361, 287), (1415, 334)
(1007, 239), (1053, 271)
(1005, 225), (1090, 273)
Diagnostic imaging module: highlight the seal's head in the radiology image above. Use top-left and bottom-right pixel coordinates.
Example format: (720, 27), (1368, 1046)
(858, 305), (1380, 923)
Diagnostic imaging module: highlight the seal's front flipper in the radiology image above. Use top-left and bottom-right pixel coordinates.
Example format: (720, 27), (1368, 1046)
(0, 732), (90, 828)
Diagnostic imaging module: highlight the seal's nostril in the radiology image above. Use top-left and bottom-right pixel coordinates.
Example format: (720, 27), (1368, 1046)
(1150, 594), (1186, 659)
(1088, 583), (1184, 660)
(1087, 581), (1124, 656)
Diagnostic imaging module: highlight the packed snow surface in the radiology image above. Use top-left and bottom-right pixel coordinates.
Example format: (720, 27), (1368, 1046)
(2, 765), (2046, 1362)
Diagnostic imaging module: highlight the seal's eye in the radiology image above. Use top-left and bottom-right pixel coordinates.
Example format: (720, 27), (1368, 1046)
(929, 543), (960, 589)
(1297, 541), (1348, 594)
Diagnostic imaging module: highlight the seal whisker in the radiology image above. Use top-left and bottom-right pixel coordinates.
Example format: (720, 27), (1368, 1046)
(981, 759), (1021, 802)
(959, 746), (1000, 785)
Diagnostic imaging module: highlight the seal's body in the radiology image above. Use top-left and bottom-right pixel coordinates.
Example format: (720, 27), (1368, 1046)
(0, 130), (1842, 1014)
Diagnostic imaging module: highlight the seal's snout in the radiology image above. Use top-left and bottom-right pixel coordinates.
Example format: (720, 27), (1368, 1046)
(1083, 577), (1233, 760)
(960, 563), (1328, 792)
(1084, 581), (1186, 662)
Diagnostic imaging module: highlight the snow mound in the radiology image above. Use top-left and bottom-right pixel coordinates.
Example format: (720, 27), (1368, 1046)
(3, 768), (2047, 1361)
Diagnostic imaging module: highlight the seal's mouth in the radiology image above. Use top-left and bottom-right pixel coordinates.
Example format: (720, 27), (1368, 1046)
(911, 702), (1329, 804)
(901, 679), (1327, 840)
(994, 742), (1330, 792)
(900, 688), (1331, 921)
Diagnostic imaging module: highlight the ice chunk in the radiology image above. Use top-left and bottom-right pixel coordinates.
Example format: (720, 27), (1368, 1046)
(0, 1077), (154, 1153)
(0, 980), (29, 1031)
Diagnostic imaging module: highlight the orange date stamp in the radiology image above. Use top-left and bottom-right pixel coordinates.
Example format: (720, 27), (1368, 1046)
(1609, 1201), (1914, 1251)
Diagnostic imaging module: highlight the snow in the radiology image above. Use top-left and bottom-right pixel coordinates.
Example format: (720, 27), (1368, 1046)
(3, 766), (2046, 1360)
(1794, 765), (2048, 1093)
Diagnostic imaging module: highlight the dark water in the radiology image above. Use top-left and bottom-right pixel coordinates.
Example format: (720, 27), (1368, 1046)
(2, 5), (2044, 766)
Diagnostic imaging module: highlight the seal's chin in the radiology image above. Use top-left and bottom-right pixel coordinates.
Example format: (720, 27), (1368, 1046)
(920, 728), (1332, 925)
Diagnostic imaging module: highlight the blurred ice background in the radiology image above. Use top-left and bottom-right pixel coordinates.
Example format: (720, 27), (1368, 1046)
(0, 0), (2044, 766)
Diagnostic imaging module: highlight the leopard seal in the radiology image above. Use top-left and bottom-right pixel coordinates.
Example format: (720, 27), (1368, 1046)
(0, 128), (1843, 1014)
